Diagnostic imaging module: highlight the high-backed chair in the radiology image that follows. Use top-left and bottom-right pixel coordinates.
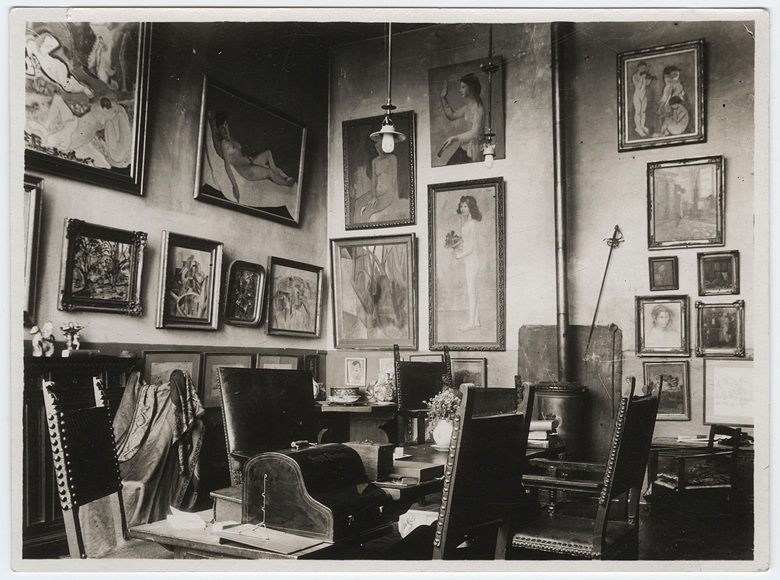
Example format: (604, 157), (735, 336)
(393, 344), (452, 444)
(42, 378), (172, 559)
(218, 367), (325, 485)
(510, 377), (661, 560)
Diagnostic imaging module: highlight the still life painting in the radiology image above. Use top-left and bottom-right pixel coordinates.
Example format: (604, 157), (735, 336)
(265, 257), (323, 338)
(331, 234), (417, 349)
(24, 22), (151, 194)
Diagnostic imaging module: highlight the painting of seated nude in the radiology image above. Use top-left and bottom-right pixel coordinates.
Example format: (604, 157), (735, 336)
(24, 22), (151, 194)
(195, 76), (307, 227)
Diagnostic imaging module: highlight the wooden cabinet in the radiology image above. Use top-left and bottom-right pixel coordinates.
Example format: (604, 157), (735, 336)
(22, 356), (137, 559)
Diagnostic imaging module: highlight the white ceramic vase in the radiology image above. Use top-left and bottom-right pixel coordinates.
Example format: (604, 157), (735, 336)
(432, 419), (454, 447)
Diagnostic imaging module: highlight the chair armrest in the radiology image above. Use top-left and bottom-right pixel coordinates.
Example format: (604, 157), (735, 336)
(523, 474), (604, 494)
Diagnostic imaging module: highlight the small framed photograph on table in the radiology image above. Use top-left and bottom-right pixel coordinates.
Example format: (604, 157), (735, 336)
(345, 357), (367, 387)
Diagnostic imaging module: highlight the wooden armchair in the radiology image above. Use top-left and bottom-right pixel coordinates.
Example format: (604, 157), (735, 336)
(218, 367), (327, 485)
(510, 377), (661, 560)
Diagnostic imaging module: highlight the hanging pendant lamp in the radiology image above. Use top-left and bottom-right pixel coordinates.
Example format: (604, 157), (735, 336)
(480, 24), (499, 168)
(370, 23), (406, 153)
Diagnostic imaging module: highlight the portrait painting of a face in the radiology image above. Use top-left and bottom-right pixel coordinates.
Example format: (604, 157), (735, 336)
(636, 295), (689, 356)
(649, 256), (678, 291)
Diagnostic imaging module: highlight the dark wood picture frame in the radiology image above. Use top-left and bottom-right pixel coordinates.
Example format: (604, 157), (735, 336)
(194, 76), (307, 227)
(635, 295), (690, 357)
(58, 218), (147, 316)
(24, 22), (152, 195)
(343, 111), (416, 230)
(617, 39), (705, 151)
(647, 155), (724, 250)
(643, 360), (690, 421)
(265, 256), (323, 338)
(648, 256), (679, 291)
(698, 250), (740, 296)
(223, 260), (265, 327)
(428, 178), (505, 351)
(695, 300), (746, 357)
(201, 352), (254, 408)
(142, 350), (202, 389)
(23, 176), (44, 326)
(155, 231), (223, 330)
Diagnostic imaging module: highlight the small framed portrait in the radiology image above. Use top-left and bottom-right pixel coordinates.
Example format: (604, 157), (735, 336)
(342, 111), (416, 230)
(345, 357), (367, 387)
(201, 352), (254, 408)
(696, 300), (746, 357)
(143, 350), (202, 388)
(648, 256), (679, 291)
(155, 231), (223, 330)
(647, 156), (724, 250)
(58, 218), (147, 316)
(23, 176), (44, 326)
(266, 257), (324, 338)
(451, 357), (488, 389)
(223, 260), (265, 327)
(617, 39), (705, 151)
(643, 361), (690, 421)
(635, 295), (689, 357)
(704, 358), (753, 426)
(698, 250), (740, 296)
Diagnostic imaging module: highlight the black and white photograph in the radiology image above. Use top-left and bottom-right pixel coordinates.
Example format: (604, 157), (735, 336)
(8, 6), (770, 576)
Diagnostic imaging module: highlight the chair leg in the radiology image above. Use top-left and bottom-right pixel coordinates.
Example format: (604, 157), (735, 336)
(494, 521), (510, 560)
(63, 507), (87, 559)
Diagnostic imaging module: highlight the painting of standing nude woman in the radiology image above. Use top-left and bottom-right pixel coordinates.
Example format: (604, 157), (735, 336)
(195, 76), (307, 226)
(24, 22), (151, 194)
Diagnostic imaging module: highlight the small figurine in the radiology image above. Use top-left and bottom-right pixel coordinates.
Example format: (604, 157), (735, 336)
(60, 321), (84, 351)
(40, 321), (55, 357)
(30, 326), (44, 357)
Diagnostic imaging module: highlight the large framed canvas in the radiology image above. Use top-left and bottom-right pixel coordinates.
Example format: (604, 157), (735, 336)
(266, 257), (323, 338)
(698, 250), (740, 296)
(201, 352), (254, 408)
(695, 300), (746, 358)
(428, 178), (505, 351)
(23, 176), (44, 326)
(617, 39), (705, 151)
(343, 111), (416, 230)
(58, 218), (147, 315)
(223, 260), (265, 327)
(428, 56), (504, 167)
(194, 76), (306, 227)
(451, 357), (488, 389)
(155, 231), (223, 330)
(635, 295), (689, 357)
(24, 22), (152, 194)
(647, 156), (724, 250)
(704, 359), (753, 426)
(331, 234), (417, 350)
(643, 361), (690, 421)
(143, 350), (202, 389)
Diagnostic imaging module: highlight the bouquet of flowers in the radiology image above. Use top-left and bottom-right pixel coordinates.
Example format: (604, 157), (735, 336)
(444, 230), (462, 250)
(425, 389), (461, 422)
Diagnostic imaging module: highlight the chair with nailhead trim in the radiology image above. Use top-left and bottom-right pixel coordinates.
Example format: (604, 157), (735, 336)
(42, 378), (172, 559)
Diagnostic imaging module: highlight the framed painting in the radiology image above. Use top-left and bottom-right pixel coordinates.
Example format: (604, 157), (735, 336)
(704, 359), (753, 426)
(428, 178), (505, 351)
(345, 357), (367, 386)
(451, 358), (488, 389)
(23, 176), (44, 326)
(378, 357), (395, 378)
(698, 250), (740, 296)
(409, 354), (444, 363)
(331, 234), (417, 350)
(201, 352), (254, 408)
(617, 39), (705, 151)
(648, 256), (678, 291)
(428, 56), (504, 167)
(647, 156), (724, 250)
(194, 76), (307, 227)
(223, 260), (265, 327)
(24, 22), (152, 195)
(155, 231), (223, 330)
(643, 361), (690, 421)
(143, 350), (201, 388)
(266, 257), (323, 338)
(695, 300), (746, 357)
(58, 218), (147, 315)
(635, 295), (689, 357)
(256, 354), (300, 370)
(343, 111), (416, 230)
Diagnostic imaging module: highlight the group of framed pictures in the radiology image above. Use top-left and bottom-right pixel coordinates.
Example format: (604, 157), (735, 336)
(344, 354), (488, 390)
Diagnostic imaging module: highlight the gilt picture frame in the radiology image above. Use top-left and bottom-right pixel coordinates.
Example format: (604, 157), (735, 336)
(643, 361), (690, 421)
(428, 178), (505, 351)
(24, 22), (152, 195)
(265, 257), (323, 338)
(331, 234), (417, 350)
(194, 76), (307, 227)
(58, 218), (147, 315)
(647, 156), (724, 250)
(698, 250), (740, 296)
(343, 111), (416, 230)
(156, 231), (223, 330)
(23, 176), (44, 326)
(223, 260), (265, 327)
(617, 39), (705, 151)
(695, 300), (746, 357)
(635, 295), (690, 357)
